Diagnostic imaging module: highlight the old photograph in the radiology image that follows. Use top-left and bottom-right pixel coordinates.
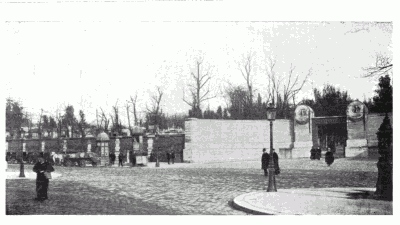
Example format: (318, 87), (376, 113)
(2, 1), (395, 218)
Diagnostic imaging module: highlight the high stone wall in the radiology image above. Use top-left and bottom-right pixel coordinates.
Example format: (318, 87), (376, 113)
(184, 118), (292, 163)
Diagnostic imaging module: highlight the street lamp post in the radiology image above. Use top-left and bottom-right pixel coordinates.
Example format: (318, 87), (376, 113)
(266, 103), (277, 192)
(19, 138), (25, 178)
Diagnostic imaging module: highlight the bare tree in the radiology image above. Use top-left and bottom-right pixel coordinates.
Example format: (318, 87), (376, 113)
(146, 87), (164, 115)
(125, 101), (132, 133)
(129, 93), (139, 126)
(110, 100), (122, 135)
(266, 56), (311, 118)
(183, 58), (216, 117)
(363, 54), (393, 78)
(99, 108), (110, 133)
(239, 54), (255, 107)
(37, 109), (44, 139)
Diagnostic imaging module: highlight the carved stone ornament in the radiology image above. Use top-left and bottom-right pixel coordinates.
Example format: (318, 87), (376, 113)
(295, 105), (310, 125)
(347, 101), (366, 122)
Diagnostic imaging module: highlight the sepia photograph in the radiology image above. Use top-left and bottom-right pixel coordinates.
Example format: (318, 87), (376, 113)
(1, 0), (395, 220)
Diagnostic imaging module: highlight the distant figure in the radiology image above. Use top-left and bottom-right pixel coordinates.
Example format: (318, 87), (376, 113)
(33, 156), (54, 201)
(310, 147), (316, 160)
(316, 147), (322, 160)
(325, 148), (335, 166)
(110, 153), (116, 165)
(273, 150), (280, 175)
(166, 152), (171, 165)
(109, 154), (113, 165)
(261, 148), (270, 176)
(118, 153), (124, 167)
(171, 151), (175, 164)
(131, 151), (136, 166)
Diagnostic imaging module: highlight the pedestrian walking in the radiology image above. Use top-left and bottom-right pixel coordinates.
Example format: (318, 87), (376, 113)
(32, 156), (54, 201)
(171, 151), (175, 164)
(310, 147), (316, 160)
(166, 152), (171, 164)
(261, 148), (270, 176)
(325, 148), (335, 166)
(118, 153), (124, 167)
(316, 147), (322, 160)
(110, 153), (116, 165)
(273, 150), (280, 175)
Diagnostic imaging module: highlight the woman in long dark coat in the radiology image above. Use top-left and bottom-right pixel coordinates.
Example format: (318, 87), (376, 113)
(261, 148), (270, 176)
(325, 148), (335, 166)
(273, 150), (280, 175)
(33, 156), (54, 201)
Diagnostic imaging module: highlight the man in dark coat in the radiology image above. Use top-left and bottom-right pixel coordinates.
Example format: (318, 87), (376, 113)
(166, 152), (171, 165)
(261, 148), (270, 176)
(325, 148), (335, 166)
(33, 156), (54, 201)
(310, 147), (316, 160)
(118, 153), (124, 167)
(171, 151), (175, 164)
(316, 147), (322, 160)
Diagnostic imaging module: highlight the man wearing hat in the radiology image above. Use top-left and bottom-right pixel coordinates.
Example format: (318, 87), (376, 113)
(32, 156), (54, 201)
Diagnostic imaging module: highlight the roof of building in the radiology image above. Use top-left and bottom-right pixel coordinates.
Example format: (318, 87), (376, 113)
(96, 131), (110, 141)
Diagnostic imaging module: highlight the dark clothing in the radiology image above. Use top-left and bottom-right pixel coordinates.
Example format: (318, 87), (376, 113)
(166, 152), (171, 164)
(261, 152), (270, 176)
(315, 148), (322, 160)
(118, 154), (124, 167)
(310, 148), (316, 160)
(325, 152), (335, 166)
(110, 153), (116, 165)
(33, 161), (54, 200)
(273, 152), (280, 175)
(171, 152), (175, 164)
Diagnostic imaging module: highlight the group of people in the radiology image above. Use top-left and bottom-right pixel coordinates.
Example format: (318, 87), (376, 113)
(310, 147), (335, 166)
(109, 152), (125, 167)
(261, 148), (280, 176)
(166, 151), (176, 164)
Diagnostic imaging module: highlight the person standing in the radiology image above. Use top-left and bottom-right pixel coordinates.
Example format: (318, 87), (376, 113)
(325, 148), (335, 166)
(171, 151), (175, 164)
(273, 149), (280, 175)
(166, 152), (171, 165)
(32, 156), (54, 201)
(261, 148), (270, 176)
(118, 153), (124, 167)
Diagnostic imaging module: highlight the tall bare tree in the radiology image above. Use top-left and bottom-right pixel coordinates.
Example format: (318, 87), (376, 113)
(145, 86), (164, 130)
(266, 57), (311, 118)
(110, 100), (122, 135)
(99, 108), (110, 133)
(363, 54), (393, 78)
(239, 54), (255, 107)
(129, 93), (139, 126)
(183, 58), (216, 117)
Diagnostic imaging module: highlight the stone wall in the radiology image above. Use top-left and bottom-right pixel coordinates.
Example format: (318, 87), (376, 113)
(184, 118), (292, 163)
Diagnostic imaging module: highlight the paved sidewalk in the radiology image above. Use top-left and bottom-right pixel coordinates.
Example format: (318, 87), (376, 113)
(232, 187), (392, 215)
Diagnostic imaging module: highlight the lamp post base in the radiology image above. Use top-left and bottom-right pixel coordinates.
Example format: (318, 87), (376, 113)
(267, 168), (277, 192)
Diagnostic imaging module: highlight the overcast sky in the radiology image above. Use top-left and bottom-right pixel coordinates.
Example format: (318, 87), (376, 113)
(1, 4), (393, 126)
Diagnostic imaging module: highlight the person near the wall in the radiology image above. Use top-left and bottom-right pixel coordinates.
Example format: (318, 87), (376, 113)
(261, 148), (270, 176)
(316, 147), (322, 160)
(273, 149), (281, 175)
(118, 153), (124, 167)
(32, 156), (54, 201)
(166, 152), (171, 165)
(171, 151), (175, 164)
(325, 148), (335, 166)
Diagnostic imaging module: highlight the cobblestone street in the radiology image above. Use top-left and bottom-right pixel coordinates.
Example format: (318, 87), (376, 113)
(6, 158), (378, 215)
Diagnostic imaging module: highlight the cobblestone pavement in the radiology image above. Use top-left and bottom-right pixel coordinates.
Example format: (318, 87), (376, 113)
(6, 158), (378, 215)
